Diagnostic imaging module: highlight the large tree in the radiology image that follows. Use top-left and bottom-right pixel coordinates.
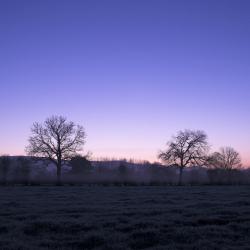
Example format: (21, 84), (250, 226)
(208, 147), (241, 170)
(158, 129), (209, 185)
(26, 115), (85, 184)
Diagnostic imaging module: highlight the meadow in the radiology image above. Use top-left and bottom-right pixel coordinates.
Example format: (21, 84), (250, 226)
(0, 186), (250, 250)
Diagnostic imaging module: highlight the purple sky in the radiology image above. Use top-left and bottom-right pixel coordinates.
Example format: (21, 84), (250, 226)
(0, 0), (250, 165)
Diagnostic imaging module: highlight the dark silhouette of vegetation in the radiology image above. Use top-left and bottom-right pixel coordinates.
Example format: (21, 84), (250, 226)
(117, 163), (129, 183)
(0, 156), (249, 186)
(26, 116), (85, 185)
(158, 130), (209, 185)
(14, 157), (31, 185)
(208, 147), (241, 170)
(0, 155), (10, 185)
(207, 147), (242, 184)
(206, 168), (245, 185)
(69, 155), (92, 182)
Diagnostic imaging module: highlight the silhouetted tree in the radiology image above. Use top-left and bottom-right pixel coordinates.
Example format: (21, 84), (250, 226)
(26, 115), (85, 185)
(70, 155), (92, 176)
(208, 147), (241, 170)
(207, 147), (241, 184)
(0, 155), (11, 185)
(158, 129), (209, 185)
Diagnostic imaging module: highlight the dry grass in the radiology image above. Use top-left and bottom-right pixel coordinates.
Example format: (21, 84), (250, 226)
(0, 186), (250, 249)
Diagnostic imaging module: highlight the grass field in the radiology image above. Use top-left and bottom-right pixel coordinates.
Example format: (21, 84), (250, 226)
(0, 186), (250, 250)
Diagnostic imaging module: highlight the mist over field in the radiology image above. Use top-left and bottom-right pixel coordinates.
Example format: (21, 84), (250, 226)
(1, 156), (250, 186)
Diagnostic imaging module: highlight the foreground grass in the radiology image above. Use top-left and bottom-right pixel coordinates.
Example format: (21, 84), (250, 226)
(0, 186), (250, 249)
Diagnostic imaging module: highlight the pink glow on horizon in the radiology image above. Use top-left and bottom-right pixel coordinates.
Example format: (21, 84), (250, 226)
(2, 148), (250, 167)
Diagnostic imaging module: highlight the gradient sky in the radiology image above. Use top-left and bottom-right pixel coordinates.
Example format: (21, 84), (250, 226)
(0, 0), (250, 165)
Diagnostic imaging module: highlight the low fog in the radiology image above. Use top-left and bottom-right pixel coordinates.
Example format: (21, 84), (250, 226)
(1, 156), (250, 185)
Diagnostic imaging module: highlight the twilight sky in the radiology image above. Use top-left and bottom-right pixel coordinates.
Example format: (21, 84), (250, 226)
(0, 0), (250, 165)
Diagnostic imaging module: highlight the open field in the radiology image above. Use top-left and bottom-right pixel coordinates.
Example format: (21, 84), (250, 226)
(0, 186), (250, 250)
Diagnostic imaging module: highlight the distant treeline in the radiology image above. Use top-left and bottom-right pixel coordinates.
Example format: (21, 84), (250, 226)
(0, 156), (249, 186)
(1, 115), (248, 186)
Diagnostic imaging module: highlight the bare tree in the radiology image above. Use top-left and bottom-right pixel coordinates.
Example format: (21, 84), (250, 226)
(26, 115), (86, 185)
(208, 147), (241, 170)
(158, 129), (209, 185)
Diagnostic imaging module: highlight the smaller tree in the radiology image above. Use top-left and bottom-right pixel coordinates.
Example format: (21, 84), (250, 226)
(158, 129), (209, 185)
(207, 147), (241, 184)
(0, 156), (11, 185)
(208, 147), (241, 170)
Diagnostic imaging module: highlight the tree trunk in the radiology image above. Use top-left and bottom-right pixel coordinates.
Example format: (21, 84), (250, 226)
(56, 160), (62, 186)
(228, 169), (232, 184)
(178, 167), (184, 185)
